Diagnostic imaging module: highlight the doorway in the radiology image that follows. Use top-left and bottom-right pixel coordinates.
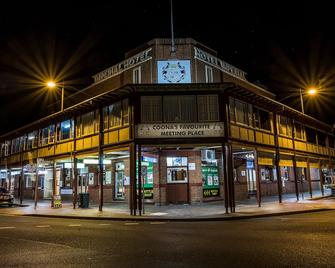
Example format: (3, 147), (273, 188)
(115, 162), (125, 200)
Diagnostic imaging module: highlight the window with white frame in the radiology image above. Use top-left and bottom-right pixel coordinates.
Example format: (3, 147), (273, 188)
(133, 66), (141, 84)
(205, 65), (213, 83)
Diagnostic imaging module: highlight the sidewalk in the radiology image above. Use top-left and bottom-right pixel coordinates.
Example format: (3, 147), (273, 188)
(1, 196), (335, 221)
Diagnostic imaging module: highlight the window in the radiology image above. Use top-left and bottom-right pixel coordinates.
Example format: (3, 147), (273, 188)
(235, 100), (248, 125)
(163, 95), (196, 122)
(133, 66), (141, 84)
(26, 132), (36, 150)
(77, 111), (96, 137)
(41, 127), (49, 146)
(260, 167), (275, 181)
(294, 122), (304, 140)
(122, 99), (129, 125)
(197, 95), (219, 122)
(0, 143), (9, 157)
(317, 131), (327, 146)
(11, 137), (23, 154)
(57, 120), (73, 141)
(166, 157), (188, 183)
(278, 116), (292, 137)
(254, 107), (271, 131)
(305, 126), (316, 144)
(25, 174), (35, 188)
(141, 96), (162, 123)
(49, 125), (55, 143)
(205, 65), (213, 83)
(103, 99), (129, 129)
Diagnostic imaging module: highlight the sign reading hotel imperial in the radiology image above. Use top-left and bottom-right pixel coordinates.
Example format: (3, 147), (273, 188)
(194, 47), (247, 81)
(136, 123), (224, 139)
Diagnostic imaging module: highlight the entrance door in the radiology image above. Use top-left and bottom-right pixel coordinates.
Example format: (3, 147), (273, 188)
(115, 162), (125, 200)
(166, 156), (189, 204)
(247, 169), (257, 194)
(115, 170), (125, 199)
(43, 169), (53, 199)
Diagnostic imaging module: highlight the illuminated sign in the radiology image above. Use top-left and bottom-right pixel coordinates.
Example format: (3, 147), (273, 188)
(157, 60), (191, 83)
(203, 188), (220, 197)
(194, 47), (246, 80)
(136, 123), (224, 138)
(92, 48), (152, 83)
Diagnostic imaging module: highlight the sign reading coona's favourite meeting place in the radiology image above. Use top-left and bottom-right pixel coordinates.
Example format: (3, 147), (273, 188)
(136, 123), (224, 138)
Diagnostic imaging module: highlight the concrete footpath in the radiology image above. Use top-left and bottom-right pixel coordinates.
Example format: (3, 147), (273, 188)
(1, 196), (335, 221)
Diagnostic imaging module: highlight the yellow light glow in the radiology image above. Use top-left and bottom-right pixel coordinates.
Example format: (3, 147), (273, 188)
(46, 81), (56, 89)
(307, 87), (317, 95)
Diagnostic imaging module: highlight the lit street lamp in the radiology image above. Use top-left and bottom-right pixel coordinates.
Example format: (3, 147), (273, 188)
(46, 81), (92, 112)
(279, 86), (319, 114)
(299, 87), (318, 114)
(46, 81), (64, 112)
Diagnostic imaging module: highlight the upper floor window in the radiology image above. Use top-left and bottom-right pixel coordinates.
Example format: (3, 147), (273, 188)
(317, 131), (327, 146)
(76, 111), (98, 137)
(40, 125), (55, 146)
(26, 131), (37, 149)
(278, 116), (292, 137)
(197, 95), (219, 122)
(163, 95), (196, 122)
(56, 120), (73, 141)
(141, 96), (162, 123)
(305, 126), (316, 144)
(103, 99), (129, 130)
(254, 107), (272, 131)
(0, 142), (9, 157)
(205, 65), (213, 83)
(133, 66), (141, 84)
(229, 98), (253, 126)
(294, 122), (305, 140)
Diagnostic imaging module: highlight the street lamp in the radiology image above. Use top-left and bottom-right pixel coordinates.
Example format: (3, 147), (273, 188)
(299, 87), (318, 114)
(46, 80), (64, 112)
(46, 81), (93, 112)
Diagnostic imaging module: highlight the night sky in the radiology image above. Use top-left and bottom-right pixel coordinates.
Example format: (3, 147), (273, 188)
(1, 1), (335, 134)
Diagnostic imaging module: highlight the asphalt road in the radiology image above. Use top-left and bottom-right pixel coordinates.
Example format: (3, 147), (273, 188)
(0, 211), (335, 267)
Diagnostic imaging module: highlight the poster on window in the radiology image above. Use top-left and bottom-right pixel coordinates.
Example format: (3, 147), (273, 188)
(202, 166), (220, 197)
(157, 60), (191, 83)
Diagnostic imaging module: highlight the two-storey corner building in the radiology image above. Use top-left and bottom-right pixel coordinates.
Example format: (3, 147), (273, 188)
(0, 38), (334, 214)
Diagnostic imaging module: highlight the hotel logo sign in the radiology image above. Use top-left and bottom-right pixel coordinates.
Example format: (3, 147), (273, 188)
(136, 123), (224, 138)
(194, 47), (246, 81)
(92, 48), (152, 84)
(157, 60), (191, 83)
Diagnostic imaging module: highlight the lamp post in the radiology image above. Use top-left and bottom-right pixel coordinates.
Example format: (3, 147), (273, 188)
(299, 87), (318, 114)
(46, 81), (91, 112)
(47, 81), (64, 112)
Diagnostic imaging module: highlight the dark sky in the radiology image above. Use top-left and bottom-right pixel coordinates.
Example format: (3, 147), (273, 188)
(1, 1), (335, 134)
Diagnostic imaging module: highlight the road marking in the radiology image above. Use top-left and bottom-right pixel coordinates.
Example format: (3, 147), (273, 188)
(150, 222), (166, 225)
(35, 225), (50, 228)
(68, 224), (82, 227)
(125, 222), (139, 226)
(98, 223), (111, 226)
(0, 226), (16, 230)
